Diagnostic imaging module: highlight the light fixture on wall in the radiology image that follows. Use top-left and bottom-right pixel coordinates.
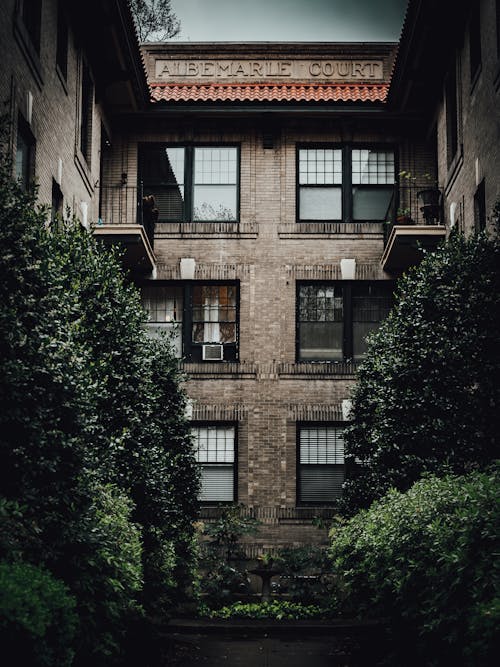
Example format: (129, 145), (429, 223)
(180, 257), (196, 280)
(340, 258), (356, 280)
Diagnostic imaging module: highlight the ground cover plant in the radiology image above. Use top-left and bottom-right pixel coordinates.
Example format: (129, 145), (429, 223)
(204, 600), (328, 620)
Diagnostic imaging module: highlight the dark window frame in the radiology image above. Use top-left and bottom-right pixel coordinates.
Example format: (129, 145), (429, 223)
(51, 178), (63, 224)
(474, 179), (486, 232)
(15, 114), (36, 192)
(56, 1), (68, 82)
(296, 143), (398, 223)
(445, 57), (459, 167)
(296, 280), (393, 363)
(469, 3), (482, 86)
(79, 58), (93, 165)
(142, 280), (240, 363)
(192, 421), (238, 505)
(139, 143), (241, 223)
(296, 422), (345, 506)
(20, 0), (42, 54)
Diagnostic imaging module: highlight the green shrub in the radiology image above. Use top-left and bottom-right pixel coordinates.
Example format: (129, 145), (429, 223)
(329, 468), (500, 666)
(0, 124), (199, 663)
(0, 561), (77, 666)
(275, 546), (334, 604)
(341, 231), (500, 514)
(70, 484), (143, 665)
(205, 600), (327, 620)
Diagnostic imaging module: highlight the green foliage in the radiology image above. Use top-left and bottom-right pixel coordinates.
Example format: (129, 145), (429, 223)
(198, 507), (260, 608)
(0, 561), (77, 667)
(204, 600), (327, 620)
(202, 505), (260, 561)
(71, 484), (143, 664)
(329, 468), (500, 665)
(341, 231), (500, 513)
(274, 546), (334, 604)
(0, 123), (199, 661)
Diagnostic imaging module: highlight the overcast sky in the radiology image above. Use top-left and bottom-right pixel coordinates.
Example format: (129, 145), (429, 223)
(169, 0), (408, 42)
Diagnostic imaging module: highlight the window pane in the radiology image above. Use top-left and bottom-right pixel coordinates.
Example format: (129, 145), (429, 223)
(299, 284), (343, 360)
(299, 466), (344, 502)
(298, 149), (342, 185)
(299, 427), (344, 464)
(299, 323), (342, 360)
(145, 323), (182, 357)
(194, 147), (237, 184)
(352, 149), (395, 185)
(144, 185), (184, 221)
(199, 465), (234, 502)
(352, 285), (392, 359)
(141, 147), (185, 184)
(15, 130), (30, 190)
(192, 286), (236, 343)
(142, 285), (183, 322)
(142, 286), (183, 357)
(299, 187), (342, 220)
(352, 187), (394, 221)
(193, 185), (237, 221)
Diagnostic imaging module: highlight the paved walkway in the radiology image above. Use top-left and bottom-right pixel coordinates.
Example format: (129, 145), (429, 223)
(165, 620), (387, 666)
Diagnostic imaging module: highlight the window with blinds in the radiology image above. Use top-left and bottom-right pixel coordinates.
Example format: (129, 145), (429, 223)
(298, 425), (345, 504)
(193, 425), (236, 503)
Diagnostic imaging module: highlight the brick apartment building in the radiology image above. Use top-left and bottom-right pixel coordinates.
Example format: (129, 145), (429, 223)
(1, 0), (499, 552)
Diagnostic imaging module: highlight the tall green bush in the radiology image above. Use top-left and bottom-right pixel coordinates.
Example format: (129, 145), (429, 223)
(329, 468), (500, 666)
(0, 125), (199, 661)
(341, 231), (500, 514)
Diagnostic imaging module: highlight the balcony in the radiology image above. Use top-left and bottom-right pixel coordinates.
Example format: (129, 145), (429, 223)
(381, 185), (446, 273)
(92, 185), (156, 273)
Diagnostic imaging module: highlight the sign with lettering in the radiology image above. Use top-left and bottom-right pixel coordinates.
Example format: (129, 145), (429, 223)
(154, 59), (384, 82)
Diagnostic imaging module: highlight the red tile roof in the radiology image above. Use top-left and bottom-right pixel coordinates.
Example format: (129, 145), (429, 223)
(150, 82), (389, 104)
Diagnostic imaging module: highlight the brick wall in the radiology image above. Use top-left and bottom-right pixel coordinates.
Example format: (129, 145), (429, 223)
(436, 0), (500, 233)
(0, 0), (104, 222)
(109, 113), (436, 546)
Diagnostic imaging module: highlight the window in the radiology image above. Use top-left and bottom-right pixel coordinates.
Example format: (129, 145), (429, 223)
(297, 425), (344, 504)
(51, 179), (63, 224)
(15, 116), (35, 192)
(142, 282), (238, 362)
(140, 145), (239, 222)
(297, 282), (392, 362)
(56, 2), (68, 80)
(469, 4), (482, 82)
(474, 179), (486, 232)
(193, 424), (236, 503)
(80, 61), (93, 163)
(21, 0), (42, 53)
(445, 60), (459, 166)
(297, 146), (395, 222)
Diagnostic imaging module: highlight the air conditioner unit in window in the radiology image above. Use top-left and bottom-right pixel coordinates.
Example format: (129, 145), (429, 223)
(202, 344), (224, 361)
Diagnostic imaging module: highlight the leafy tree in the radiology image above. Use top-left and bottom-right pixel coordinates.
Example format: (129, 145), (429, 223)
(130, 0), (180, 42)
(341, 231), (500, 514)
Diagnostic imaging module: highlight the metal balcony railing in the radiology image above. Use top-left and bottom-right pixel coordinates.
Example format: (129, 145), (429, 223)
(384, 184), (444, 245)
(96, 184), (155, 249)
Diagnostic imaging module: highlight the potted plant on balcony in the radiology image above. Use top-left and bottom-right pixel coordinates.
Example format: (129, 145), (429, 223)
(396, 206), (414, 225)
